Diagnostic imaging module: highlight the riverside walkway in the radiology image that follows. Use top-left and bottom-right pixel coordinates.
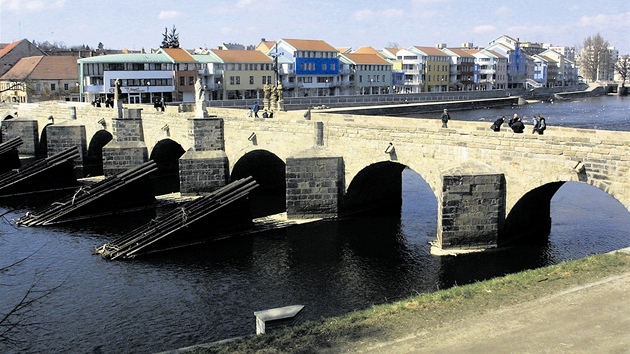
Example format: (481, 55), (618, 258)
(351, 257), (630, 353)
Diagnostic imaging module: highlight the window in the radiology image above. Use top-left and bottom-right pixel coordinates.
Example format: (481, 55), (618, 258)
(322, 64), (327, 71)
(250, 76), (254, 84)
(64, 83), (69, 90)
(180, 77), (185, 86)
(51, 83), (56, 91)
(230, 76), (235, 85)
(189, 76), (194, 85)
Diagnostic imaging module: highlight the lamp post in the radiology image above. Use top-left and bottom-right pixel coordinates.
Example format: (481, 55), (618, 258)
(145, 80), (151, 103)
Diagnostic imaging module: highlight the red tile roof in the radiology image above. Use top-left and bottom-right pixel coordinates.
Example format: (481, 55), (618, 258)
(446, 48), (475, 57)
(0, 40), (21, 58)
(161, 48), (196, 62)
(343, 53), (390, 65)
(413, 46), (449, 56)
(210, 49), (273, 63)
(283, 39), (337, 52)
(1, 56), (78, 80)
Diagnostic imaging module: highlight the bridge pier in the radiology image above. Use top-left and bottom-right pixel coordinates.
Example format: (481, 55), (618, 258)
(286, 122), (345, 219)
(1, 119), (39, 156)
(436, 166), (506, 251)
(179, 116), (229, 196)
(46, 124), (88, 178)
(102, 108), (148, 176)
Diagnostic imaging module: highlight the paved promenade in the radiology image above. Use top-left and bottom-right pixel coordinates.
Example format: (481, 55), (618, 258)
(350, 249), (630, 354)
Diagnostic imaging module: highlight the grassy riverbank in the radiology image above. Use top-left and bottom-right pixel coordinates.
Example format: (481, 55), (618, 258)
(188, 250), (630, 354)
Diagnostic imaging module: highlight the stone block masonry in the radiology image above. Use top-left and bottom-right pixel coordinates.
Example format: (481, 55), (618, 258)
(102, 141), (149, 176)
(188, 117), (224, 151)
(179, 150), (228, 196)
(46, 124), (87, 178)
(178, 117), (229, 195)
(286, 153), (345, 219)
(437, 172), (506, 250)
(1, 119), (39, 156)
(103, 108), (148, 176)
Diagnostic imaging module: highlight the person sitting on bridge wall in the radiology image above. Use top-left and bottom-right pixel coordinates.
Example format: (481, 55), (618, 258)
(508, 113), (519, 127)
(491, 116), (506, 132)
(511, 117), (525, 133)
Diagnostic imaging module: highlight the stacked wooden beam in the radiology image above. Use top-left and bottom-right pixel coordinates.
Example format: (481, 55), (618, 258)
(0, 137), (23, 174)
(0, 146), (80, 196)
(94, 176), (258, 260)
(16, 160), (158, 226)
(0, 136), (23, 155)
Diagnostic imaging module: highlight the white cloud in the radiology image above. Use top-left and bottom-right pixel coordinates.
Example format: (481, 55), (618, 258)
(353, 9), (375, 21)
(235, 0), (254, 8)
(354, 8), (405, 22)
(494, 6), (514, 17)
(580, 12), (630, 28)
(382, 9), (405, 18)
(411, 0), (450, 4)
(159, 10), (183, 20)
(1, 0), (65, 12)
(474, 25), (496, 33)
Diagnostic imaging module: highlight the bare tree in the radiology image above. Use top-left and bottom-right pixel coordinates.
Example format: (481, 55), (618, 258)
(615, 55), (629, 87)
(0, 211), (67, 347)
(578, 33), (610, 82)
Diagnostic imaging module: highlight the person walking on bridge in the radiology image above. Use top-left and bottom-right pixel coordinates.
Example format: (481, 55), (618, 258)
(440, 109), (451, 128)
(252, 101), (260, 118)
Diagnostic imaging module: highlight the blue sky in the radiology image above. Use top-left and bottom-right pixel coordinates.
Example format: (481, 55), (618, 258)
(1, 0), (628, 54)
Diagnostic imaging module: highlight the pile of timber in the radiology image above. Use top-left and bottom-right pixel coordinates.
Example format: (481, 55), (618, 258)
(0, 146), (80, 197)
(16, 161), (158, 226)
(0, 137), (23, 174)
(94, 176), (258, 260)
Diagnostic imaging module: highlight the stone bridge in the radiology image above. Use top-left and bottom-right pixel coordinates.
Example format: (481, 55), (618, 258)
(2, 101), (629, 252)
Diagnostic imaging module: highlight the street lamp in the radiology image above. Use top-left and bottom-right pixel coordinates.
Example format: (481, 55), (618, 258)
(145, 80), (151, 103)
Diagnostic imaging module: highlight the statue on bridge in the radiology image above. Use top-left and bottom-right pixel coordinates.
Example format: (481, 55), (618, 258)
(263, 83), (271, 111)
(195, 77), (208, 118)
(277, 83), (284, 111)
(114, 78), (123, 118)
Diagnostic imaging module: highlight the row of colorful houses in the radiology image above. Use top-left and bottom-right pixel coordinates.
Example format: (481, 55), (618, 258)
(0, 35), (615, 104)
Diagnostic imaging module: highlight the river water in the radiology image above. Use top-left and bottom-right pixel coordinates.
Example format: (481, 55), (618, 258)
(1, 96), (629, 354)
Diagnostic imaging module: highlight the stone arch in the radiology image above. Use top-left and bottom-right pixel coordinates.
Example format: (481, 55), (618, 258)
(589, 179), (630, 215)
(149, 138), (186, 195)
(84, 129), (113, 177)
(501, 181), (565, 246)
(342, 161), (408, 216)
(230, 149), (286, 217)
(502, 180), (630, 247)
(35, 122), (61, 158)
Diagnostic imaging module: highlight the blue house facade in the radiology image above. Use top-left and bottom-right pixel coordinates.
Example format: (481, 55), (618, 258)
(275, 39), (340, 97)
